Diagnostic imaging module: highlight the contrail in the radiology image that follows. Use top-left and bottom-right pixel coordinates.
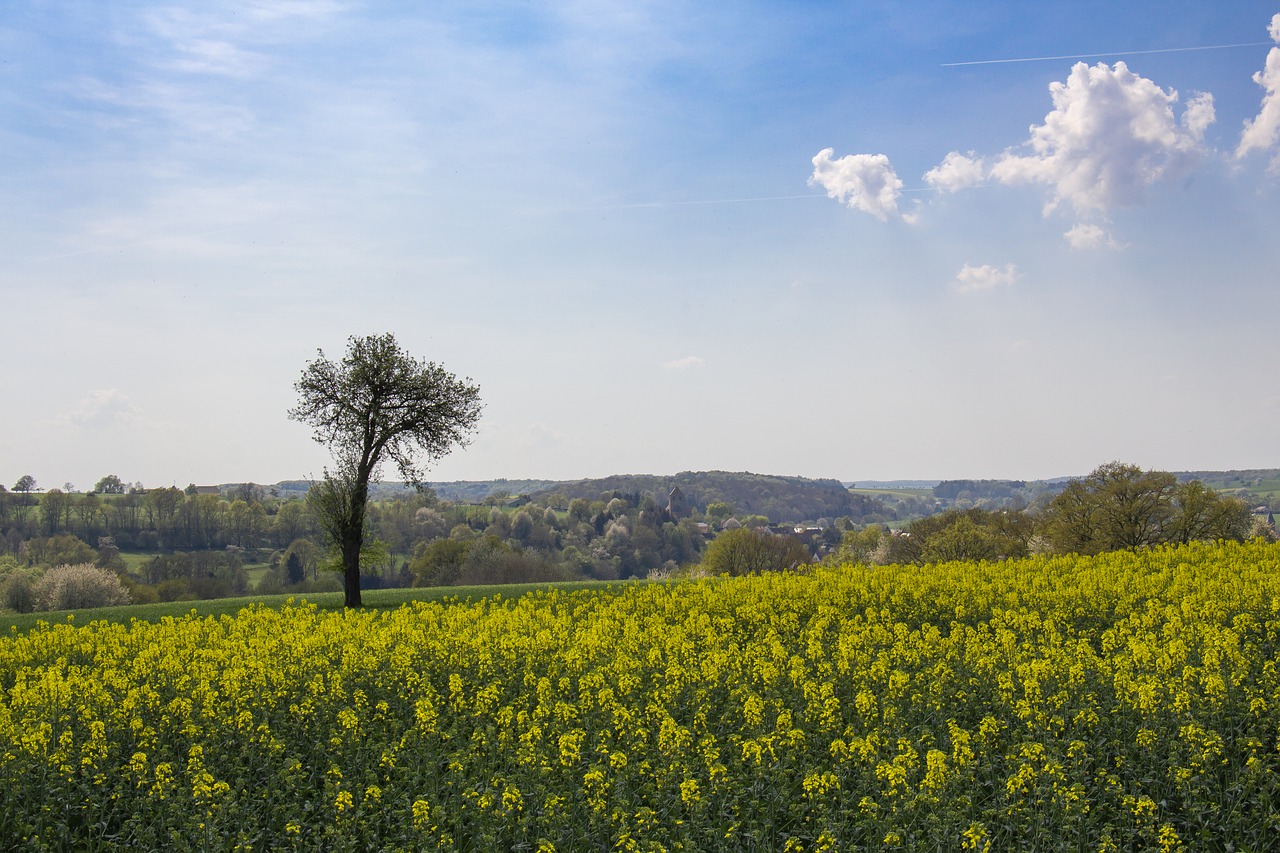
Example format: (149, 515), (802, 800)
(942, 41), (1271, 67)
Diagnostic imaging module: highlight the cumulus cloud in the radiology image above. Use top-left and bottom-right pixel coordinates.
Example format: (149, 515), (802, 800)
(51, 390), (145, 429)
(923, 151), (987, 192)
(1063, 223), (1122, 250)
(809, 149), (905, 220)
(989, 61), (1214, 213)
(661, 355), (704, 370)
(1236, 14), (1280, 168)
(955, 263), (1018, 293)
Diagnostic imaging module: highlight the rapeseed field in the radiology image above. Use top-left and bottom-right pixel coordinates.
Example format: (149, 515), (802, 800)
(2, 541), (1278, 850)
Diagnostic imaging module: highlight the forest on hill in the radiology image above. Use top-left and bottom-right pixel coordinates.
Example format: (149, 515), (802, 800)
(529, 470), (858, 524)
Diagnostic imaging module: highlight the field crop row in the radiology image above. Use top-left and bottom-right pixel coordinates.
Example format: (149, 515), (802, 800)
(2, 541), (1280, 850)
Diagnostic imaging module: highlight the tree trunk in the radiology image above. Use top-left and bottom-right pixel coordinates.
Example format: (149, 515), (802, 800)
(342, 532), (363, 608)
(341, 483), (369, 608)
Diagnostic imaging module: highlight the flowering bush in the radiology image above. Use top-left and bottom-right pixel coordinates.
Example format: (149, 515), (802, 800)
(31, 563), (130, 611)
(2, 541), (1279, 850)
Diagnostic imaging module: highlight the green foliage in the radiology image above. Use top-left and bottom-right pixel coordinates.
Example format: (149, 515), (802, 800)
(699, 526), (811, 575)
(141, 551), (248, 599)
(901, 508), (1034, 565)
(289, 333), (482, 607)
(21, 533), (97, 568)
(284, 551), (305, 585)
(1, 568), (40, 613)
(1044, 462), (1250, 554)
(93, 474), (126, 495)
(704, 501), (734, 523)
(827, 524), (888, 566)
(540, 470), (857, 524)
(410, 538), (471, 587)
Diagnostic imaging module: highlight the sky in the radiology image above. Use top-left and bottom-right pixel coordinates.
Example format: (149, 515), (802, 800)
(3, 1), (1279, 491)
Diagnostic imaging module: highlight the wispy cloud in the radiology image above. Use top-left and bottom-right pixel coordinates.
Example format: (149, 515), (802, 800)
(662, 355), (704, 370)
(1237, 14), (1280, 170)
(809, 149), (906, 221)
(990, 61), (1213, 214)
(955, 263), (1018, 293)
(140, 4), (330, 78)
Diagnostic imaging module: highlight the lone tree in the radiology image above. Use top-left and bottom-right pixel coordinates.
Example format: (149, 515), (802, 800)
(289, 333), (482, 607)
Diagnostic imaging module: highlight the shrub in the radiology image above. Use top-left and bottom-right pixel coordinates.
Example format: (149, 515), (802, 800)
(700, 527), (811, 575)
(2, 570), (39, 613)
(32, 563), (131, 611)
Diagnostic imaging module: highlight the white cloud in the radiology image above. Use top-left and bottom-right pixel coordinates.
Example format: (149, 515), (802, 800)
(809, 149), (904, 221)
(1063, 223), (1122, 250)
(51, 390), (145, 429)
(989, 61), (1214, 213)
(955, 263), (1018, 293)
(662, 355), (704, 370)
(1236, 14), (1280, 168)
(923, 151), (986, 192)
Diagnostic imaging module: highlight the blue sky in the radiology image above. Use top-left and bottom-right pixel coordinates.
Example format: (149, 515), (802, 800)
(3, 1), (1279, 490)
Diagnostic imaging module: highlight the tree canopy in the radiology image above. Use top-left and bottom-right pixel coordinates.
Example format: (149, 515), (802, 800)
(1043, 461), (1250, 554)
(700, 527), (811, 576)
(289, 333), (482, 607)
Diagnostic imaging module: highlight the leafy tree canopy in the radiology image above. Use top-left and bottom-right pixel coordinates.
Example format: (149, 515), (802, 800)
(290, 333), (482, 607)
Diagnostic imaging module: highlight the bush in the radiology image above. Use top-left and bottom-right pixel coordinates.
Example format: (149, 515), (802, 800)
(699, 527), (811, 576)
(2, 571), (39, 613)
(32, 563), (131, 611)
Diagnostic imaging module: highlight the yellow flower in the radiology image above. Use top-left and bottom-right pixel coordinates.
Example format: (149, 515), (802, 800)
(1158, 823), (1182, 852)
(411, 798), (432, 831)
(961, 822), (991, 852)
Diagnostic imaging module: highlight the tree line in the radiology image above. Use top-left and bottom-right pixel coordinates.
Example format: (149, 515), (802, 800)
(1, 460), (1272, 614)
(827, 461), (1273, 568)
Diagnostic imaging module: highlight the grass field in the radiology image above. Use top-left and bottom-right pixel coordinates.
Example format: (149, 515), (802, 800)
(0, 579), (628, 635)
(846, 487), (934, 498)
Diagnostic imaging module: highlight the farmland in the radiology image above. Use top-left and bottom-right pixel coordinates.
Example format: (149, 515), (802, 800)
(3, 541), (1280, 850)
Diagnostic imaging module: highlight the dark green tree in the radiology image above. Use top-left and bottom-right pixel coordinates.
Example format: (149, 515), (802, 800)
(284, 551), (306, 586)
(39, 489), (72, 536)
(94, 474), (126, 495)
(1042, 462), (1249, 555)
(289, 333), (482, 608)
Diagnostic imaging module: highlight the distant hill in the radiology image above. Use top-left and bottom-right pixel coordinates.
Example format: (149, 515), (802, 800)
(266, 478), (559, 502)
(422, 479), (563, 502)
(259, 467), (1278, 513)
(530, 471), (855, 523)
